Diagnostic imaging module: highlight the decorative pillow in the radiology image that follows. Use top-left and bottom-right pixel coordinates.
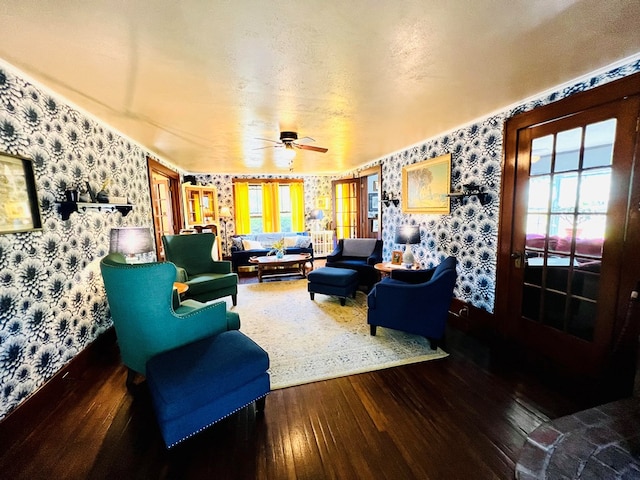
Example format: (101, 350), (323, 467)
(295, 235), (312, 248)
(231, 236), (244, 251)
(283, 236), (298, 247)
(242, 239), (264, 250)
(342, 238), (377, 257)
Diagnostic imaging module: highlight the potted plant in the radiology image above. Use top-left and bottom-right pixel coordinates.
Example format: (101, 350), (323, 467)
(268, 238), (286, 259)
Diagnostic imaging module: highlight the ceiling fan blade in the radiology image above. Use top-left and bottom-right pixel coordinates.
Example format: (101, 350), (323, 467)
(255, 137), (282, 144)
(295, 144), (328, 153)
(296, 136), (316, 143)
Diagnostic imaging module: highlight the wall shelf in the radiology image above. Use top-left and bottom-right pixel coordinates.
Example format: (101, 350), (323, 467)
(446, 183), (491, 206)
(56, 201), (133, 220)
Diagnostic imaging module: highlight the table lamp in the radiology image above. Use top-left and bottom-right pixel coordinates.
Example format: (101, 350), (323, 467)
(109, 227), (154, 264)
(395, 225), (420, 268)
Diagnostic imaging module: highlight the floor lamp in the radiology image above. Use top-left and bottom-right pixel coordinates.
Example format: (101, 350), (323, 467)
(219, 206), (232, 256)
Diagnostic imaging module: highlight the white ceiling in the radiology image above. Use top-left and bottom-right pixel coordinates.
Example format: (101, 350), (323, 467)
(0, 1), (639, 175)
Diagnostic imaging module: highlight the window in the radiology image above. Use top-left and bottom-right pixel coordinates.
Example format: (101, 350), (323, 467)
(234, 179), (304, 234)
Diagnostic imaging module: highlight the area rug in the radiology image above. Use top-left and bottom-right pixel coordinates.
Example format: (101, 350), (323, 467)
(224, 279), (448, 389)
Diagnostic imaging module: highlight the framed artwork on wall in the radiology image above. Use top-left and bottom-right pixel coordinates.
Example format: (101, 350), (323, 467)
(368, 192), (378, 213)
(0, 152), (43, 234)
(402, 153), (452, 214)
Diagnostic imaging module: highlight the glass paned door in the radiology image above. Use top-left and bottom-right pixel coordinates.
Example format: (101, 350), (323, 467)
(333, 179), (358, 239)
(523, 119), (614, 341)
(505, 94), (640, 376)
(151, 171), (175, 260)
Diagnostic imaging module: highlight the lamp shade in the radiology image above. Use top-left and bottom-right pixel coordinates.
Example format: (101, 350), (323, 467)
(395, 225), (420, 245)
(309, 209), (324, 220)
(109, 227), (154, 255)
(220, 206), (232, 218)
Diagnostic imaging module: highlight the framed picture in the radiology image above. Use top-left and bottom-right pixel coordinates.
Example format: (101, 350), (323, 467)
(402, 153), (451, 214)
(391, 250), (403, 265)
(0, 153), (43, 234)
(368, 192), (378, 212)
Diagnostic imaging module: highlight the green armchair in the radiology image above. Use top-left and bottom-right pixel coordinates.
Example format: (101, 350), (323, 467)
(100, 253), (240, 388)
(162, 233), (239, 306)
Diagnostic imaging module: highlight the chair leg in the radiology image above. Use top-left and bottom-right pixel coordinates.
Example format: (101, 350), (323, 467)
(125, 368), (138, 392)
(370, 325), (377, 336)
(232, 294), (237, 306)
(256, 396), (266, 414)
(340, 297), (346, 306)
(310, 292), (315, 300)
(427, 337), (438, 350)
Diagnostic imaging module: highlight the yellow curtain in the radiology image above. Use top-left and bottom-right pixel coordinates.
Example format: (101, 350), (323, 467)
(233, 182), (251, 234)
(290, 182), (305, 232)
(262, 182), (280, 232)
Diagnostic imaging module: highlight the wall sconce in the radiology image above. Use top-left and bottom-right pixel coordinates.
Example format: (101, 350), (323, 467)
(382, 191), (400, 207)
(447, 183), (491, 206)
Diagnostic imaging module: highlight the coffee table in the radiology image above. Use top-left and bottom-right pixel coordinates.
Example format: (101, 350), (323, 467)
(249, 253), (312, 282)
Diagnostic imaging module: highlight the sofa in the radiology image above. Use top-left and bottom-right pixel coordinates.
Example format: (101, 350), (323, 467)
(325, 238), (383, 292)
(230, 232), (314, 272)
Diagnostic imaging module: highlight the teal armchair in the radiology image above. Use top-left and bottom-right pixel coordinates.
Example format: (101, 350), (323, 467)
(100, 253), (240, 388)
(162, 233), (239, 306)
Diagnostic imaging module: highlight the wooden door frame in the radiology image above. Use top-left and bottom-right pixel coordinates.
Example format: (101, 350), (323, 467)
(147, 158), (183, 260)
(358, 165), (382, 239)
(496, 72), (640, 375)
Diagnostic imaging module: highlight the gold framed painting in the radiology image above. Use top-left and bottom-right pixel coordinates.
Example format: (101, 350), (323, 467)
(0, 152), (43, 234)
(391, 250), (403, 265)
(402, 153), (451, 214)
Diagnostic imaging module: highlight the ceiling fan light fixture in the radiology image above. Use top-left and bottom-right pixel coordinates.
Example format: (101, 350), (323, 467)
(282, 143), (296, 160)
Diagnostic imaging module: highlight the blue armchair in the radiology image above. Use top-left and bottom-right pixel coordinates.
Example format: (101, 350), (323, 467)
(325, 238), (383, 291)
(367, 256), (457, 349)
(100, 253), (240, 388)
(162, 233), (239, 306)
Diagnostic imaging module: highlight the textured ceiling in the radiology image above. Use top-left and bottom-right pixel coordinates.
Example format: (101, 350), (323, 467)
(0, 1), (639, 175)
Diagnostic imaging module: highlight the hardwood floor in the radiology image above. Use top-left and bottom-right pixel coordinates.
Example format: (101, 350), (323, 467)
(0, 269), (606, 479)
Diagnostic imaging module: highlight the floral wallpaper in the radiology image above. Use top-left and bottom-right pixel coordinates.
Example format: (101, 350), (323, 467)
(0, 64), (157, 420)
(0, 55), (638, 422)
(361, 58), (640, 313)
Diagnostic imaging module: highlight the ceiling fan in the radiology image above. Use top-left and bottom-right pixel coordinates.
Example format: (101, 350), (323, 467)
(255, 131), (328, 153)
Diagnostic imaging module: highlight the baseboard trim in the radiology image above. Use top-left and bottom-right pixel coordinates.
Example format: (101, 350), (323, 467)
(448, 297), (496, 335)
(0, 327), (117, 452)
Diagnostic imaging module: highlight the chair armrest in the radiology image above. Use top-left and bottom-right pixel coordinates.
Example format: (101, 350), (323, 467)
(326, 246), (343, 260)
(175, 266), (189, 282)
(367, 253), (383, 266)
(206, 260), (232, 274)
(169, 300), (236, 345)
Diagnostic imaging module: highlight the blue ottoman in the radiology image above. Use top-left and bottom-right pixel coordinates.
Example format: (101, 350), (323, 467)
(146, 330), (270, 448)
(308, 266), (359, 306)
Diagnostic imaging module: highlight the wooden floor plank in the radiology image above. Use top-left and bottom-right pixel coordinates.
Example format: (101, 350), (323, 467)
(0, 273), (606, 479)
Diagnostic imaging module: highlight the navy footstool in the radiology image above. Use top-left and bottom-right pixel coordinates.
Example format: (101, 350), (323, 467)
(307, 266), (359, 306)
(146, 330), (270, 448)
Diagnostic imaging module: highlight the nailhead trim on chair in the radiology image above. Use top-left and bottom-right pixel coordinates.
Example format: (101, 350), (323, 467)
(167, 393), (269, 448)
